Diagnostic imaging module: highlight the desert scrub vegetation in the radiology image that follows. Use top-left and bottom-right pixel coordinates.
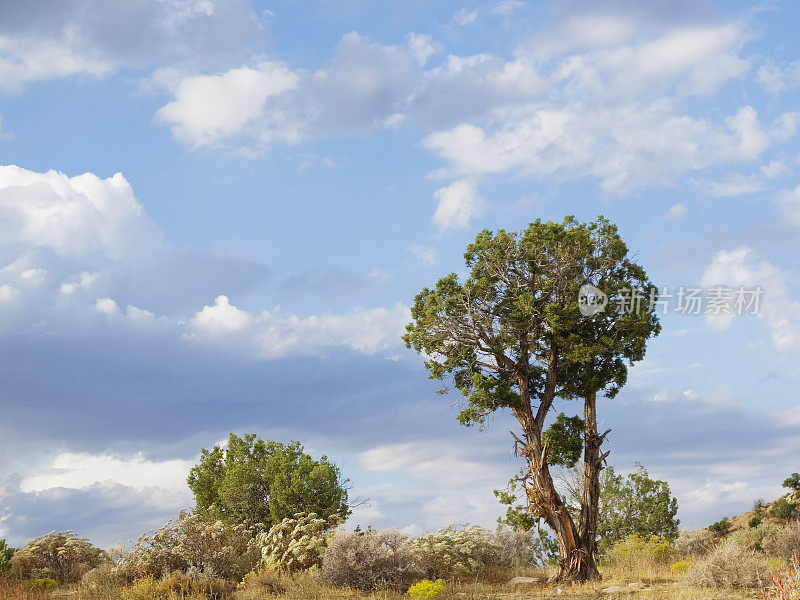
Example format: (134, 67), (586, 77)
(770, 499), (799, 521)
(115, 511), (259, 581)
(9, 531), (109, 584)
(256, 512), (336, 573)
(728, 523), (783, 552)
(602, 534), (673, 580)
(763, 521), (800, 561)
(319, 524), (538, 590)
(406, 525), (536, 580)
(683, 539), (771, 588)
(761, 554), (800, 600)
(674, 528), (715, 557)
(320, 528), (422, 591)
(118, 573), (234, 600)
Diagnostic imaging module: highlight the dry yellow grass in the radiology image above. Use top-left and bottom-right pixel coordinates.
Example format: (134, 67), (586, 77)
(0, 563), (768, 600)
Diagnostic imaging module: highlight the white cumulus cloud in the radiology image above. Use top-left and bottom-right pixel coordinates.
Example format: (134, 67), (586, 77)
(0, 164), (410, 360)
(156, 62), (299, 148)
(186, 295), (411, 359)
(701, 246), (800, 352)
(20, 452), (194, 496)
(432, 179), (486, 231)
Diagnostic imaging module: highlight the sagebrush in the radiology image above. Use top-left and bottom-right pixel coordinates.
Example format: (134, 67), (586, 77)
(320, 529), (422, 591)
(763, 521), (800, 561)
(674, 528), (715, 557)
(684, 539), (771, 588)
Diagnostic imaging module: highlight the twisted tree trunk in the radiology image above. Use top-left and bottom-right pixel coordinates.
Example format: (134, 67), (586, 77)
(576, 391), (604, 580)
(519, 420), (601, 581)
(514, 351), (602, 581)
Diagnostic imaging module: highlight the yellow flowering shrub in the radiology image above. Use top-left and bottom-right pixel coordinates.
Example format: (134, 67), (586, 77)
(407, 578), (444, 598)
(605, 534), (674, 570)
(28, 578), (58, 591)
(670, 560), (693, 575)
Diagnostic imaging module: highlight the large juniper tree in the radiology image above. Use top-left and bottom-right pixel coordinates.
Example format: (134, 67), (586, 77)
(403, 216), (660, 581)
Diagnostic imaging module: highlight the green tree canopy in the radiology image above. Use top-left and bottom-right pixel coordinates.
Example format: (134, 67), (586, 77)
(543, 413), (585, 469)
(597, 464), (679, 553)
(187, 433), (351, 530)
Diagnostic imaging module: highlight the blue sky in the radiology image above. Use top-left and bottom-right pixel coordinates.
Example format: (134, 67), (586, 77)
(1, 0), (800, 548)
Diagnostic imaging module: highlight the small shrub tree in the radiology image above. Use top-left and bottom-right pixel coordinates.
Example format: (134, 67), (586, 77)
(10, 531), (108, 583)
(708, 517), (732, 538)
(769, 499), (798, 521)
(597, 464), (680, 553)
(783, 474), (800, 497)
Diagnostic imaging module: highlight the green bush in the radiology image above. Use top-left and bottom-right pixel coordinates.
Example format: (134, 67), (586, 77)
(115, 511), (259, 582)
(707, 517), (732, 538)
(768, 498), (798, 520)
(10, 531), (108, 583)
(0, 538), (13, 574)
(407, 578), (444, 599)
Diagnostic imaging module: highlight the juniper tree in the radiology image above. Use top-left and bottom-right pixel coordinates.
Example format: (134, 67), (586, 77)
(188, 434), (351, 530)
(403, 216), (660, 581)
